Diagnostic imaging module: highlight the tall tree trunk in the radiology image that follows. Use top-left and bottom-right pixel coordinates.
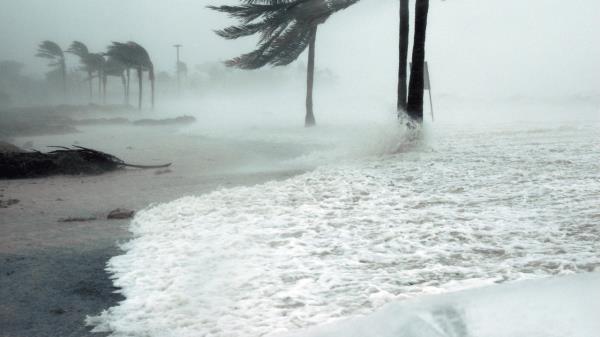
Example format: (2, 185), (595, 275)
(406, 0), (429, 123)
(150, 67), (155, 110)
(87, 71), (93, 101)
(61, 59), (67, 101)
(102, 74), (107, 104)
(397, 0), (409, 114)
(137, 67), (143, 110)
(305, 26), (317, 128)
(126, 68), (131, 105)
(121, 73), (127, 105)
(98, 71), (102, 100)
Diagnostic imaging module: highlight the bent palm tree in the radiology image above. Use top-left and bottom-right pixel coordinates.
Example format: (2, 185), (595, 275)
(67, 41), (94, 100)
(210, 0), (359, 127)
(89, 53), (106, 103)
(36, 41), (67, 98)
(106, 42), (155, 110)
(103, 57), (128, 104)
(67, 41), (105, 102)
(406, 0), (430, 123)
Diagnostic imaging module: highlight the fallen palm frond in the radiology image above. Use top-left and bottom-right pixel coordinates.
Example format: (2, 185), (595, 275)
(0, 146), (171, 179)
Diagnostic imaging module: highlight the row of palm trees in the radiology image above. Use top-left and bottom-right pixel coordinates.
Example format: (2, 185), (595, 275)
(35, 41), (155, 110)
(211, 0), (431, 127)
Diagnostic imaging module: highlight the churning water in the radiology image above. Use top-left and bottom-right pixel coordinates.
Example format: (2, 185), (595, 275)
(89, 112), (600, 337)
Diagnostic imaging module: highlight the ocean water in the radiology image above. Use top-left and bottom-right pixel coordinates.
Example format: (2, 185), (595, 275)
(88, 113), (600, 337)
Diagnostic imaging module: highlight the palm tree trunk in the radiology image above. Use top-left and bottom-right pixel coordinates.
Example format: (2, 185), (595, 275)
(305, 26), (317, 128)
(121, 73), (127, 105)
(61, 59), (67, 101)
(98, 71), (102, 102)
(150, 67), (155, 110)
(137, 67), (143, 110)
(102, 74), (107, 104)
(87, 71), (93, 101)
(126, 68), (131, 105)
(406, 0), (429, 123)
(397, 0), (409, 114)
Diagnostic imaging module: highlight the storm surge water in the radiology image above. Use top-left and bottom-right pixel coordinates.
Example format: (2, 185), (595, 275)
(88, 111), (600, 337)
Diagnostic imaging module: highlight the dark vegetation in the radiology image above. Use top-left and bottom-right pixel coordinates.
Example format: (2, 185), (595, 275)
(34, 40), (155, 110)
(0, 104), (133, 138)
(0, 146), (171, 179)
(0, 104), (195, 138)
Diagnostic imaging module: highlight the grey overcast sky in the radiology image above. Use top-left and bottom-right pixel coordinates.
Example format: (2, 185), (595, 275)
(1, 0), (599, 99)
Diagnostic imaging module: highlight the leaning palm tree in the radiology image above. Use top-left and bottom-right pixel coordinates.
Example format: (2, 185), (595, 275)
(67, 41), (105, 102)
(36, 41), (67, 98)
(103, 56), (128, 104)
(406, 0), (430, 123)
(106, 42), (155, 110)
(210, 0), (359, 127)
(88, 53), (106, 103)
(67, 41), (94, 100)
(105, 43), (134, 105)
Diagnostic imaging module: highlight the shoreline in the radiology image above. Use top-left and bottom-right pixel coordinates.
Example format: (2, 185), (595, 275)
(0, 123), (310, 337)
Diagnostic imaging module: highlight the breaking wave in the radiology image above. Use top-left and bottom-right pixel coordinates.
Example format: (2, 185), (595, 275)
(89, 121), (600, 337)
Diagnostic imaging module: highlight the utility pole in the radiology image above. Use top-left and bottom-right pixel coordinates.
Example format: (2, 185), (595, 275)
(173, 44), (182, 95)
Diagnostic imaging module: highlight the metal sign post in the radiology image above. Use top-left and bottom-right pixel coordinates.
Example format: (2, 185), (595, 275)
(174, 44), (182, 95)
(424, 61), (434, 121)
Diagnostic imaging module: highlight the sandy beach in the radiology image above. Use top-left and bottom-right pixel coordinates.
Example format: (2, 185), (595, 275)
(0, 117), (307, 337)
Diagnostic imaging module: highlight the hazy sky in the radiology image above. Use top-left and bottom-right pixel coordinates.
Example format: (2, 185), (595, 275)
(1, 0), (599, 100)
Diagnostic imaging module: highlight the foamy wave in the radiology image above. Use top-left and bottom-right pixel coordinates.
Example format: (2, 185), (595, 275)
(88, 122), (600, 337)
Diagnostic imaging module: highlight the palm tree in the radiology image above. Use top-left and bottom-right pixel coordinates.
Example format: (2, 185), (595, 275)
(106, 43), (133, 105)
(103, 57), (128, 104)
(406, 0), (430, 123)
(106, 42), (155, 110)
(67, 41), (94, 100)
(397, 0), (409, 114)
(67, 41), (105, 102)
(210, 0), (359, 127)
(36, 41), (66, 98)
(89, 53), (106, 103)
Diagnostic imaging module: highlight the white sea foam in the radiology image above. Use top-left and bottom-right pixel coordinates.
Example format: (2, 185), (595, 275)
(88, 120), (600, 337)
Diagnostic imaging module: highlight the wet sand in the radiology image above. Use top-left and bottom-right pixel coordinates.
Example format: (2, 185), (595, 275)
(0, 124), (307, 337)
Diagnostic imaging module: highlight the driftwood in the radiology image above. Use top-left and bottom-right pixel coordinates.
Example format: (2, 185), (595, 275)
(0, 146), (170, 179)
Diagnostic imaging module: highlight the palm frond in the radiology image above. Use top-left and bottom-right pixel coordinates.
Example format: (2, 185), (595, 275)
(36, 41), (64, 60)
(66, 41), (89, 58)
(211, 0), (359, 69)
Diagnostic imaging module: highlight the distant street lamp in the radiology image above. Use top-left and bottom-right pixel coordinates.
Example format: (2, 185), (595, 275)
(173, 44), (183, 94)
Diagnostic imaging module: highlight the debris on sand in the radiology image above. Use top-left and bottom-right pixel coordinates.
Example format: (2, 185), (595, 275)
(58, 216), (97, 223)
(0, 198), (20, 208)
(154, 168), (172, 175)
(107, 208), (135, 220)
(0, 146), (171, 179)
